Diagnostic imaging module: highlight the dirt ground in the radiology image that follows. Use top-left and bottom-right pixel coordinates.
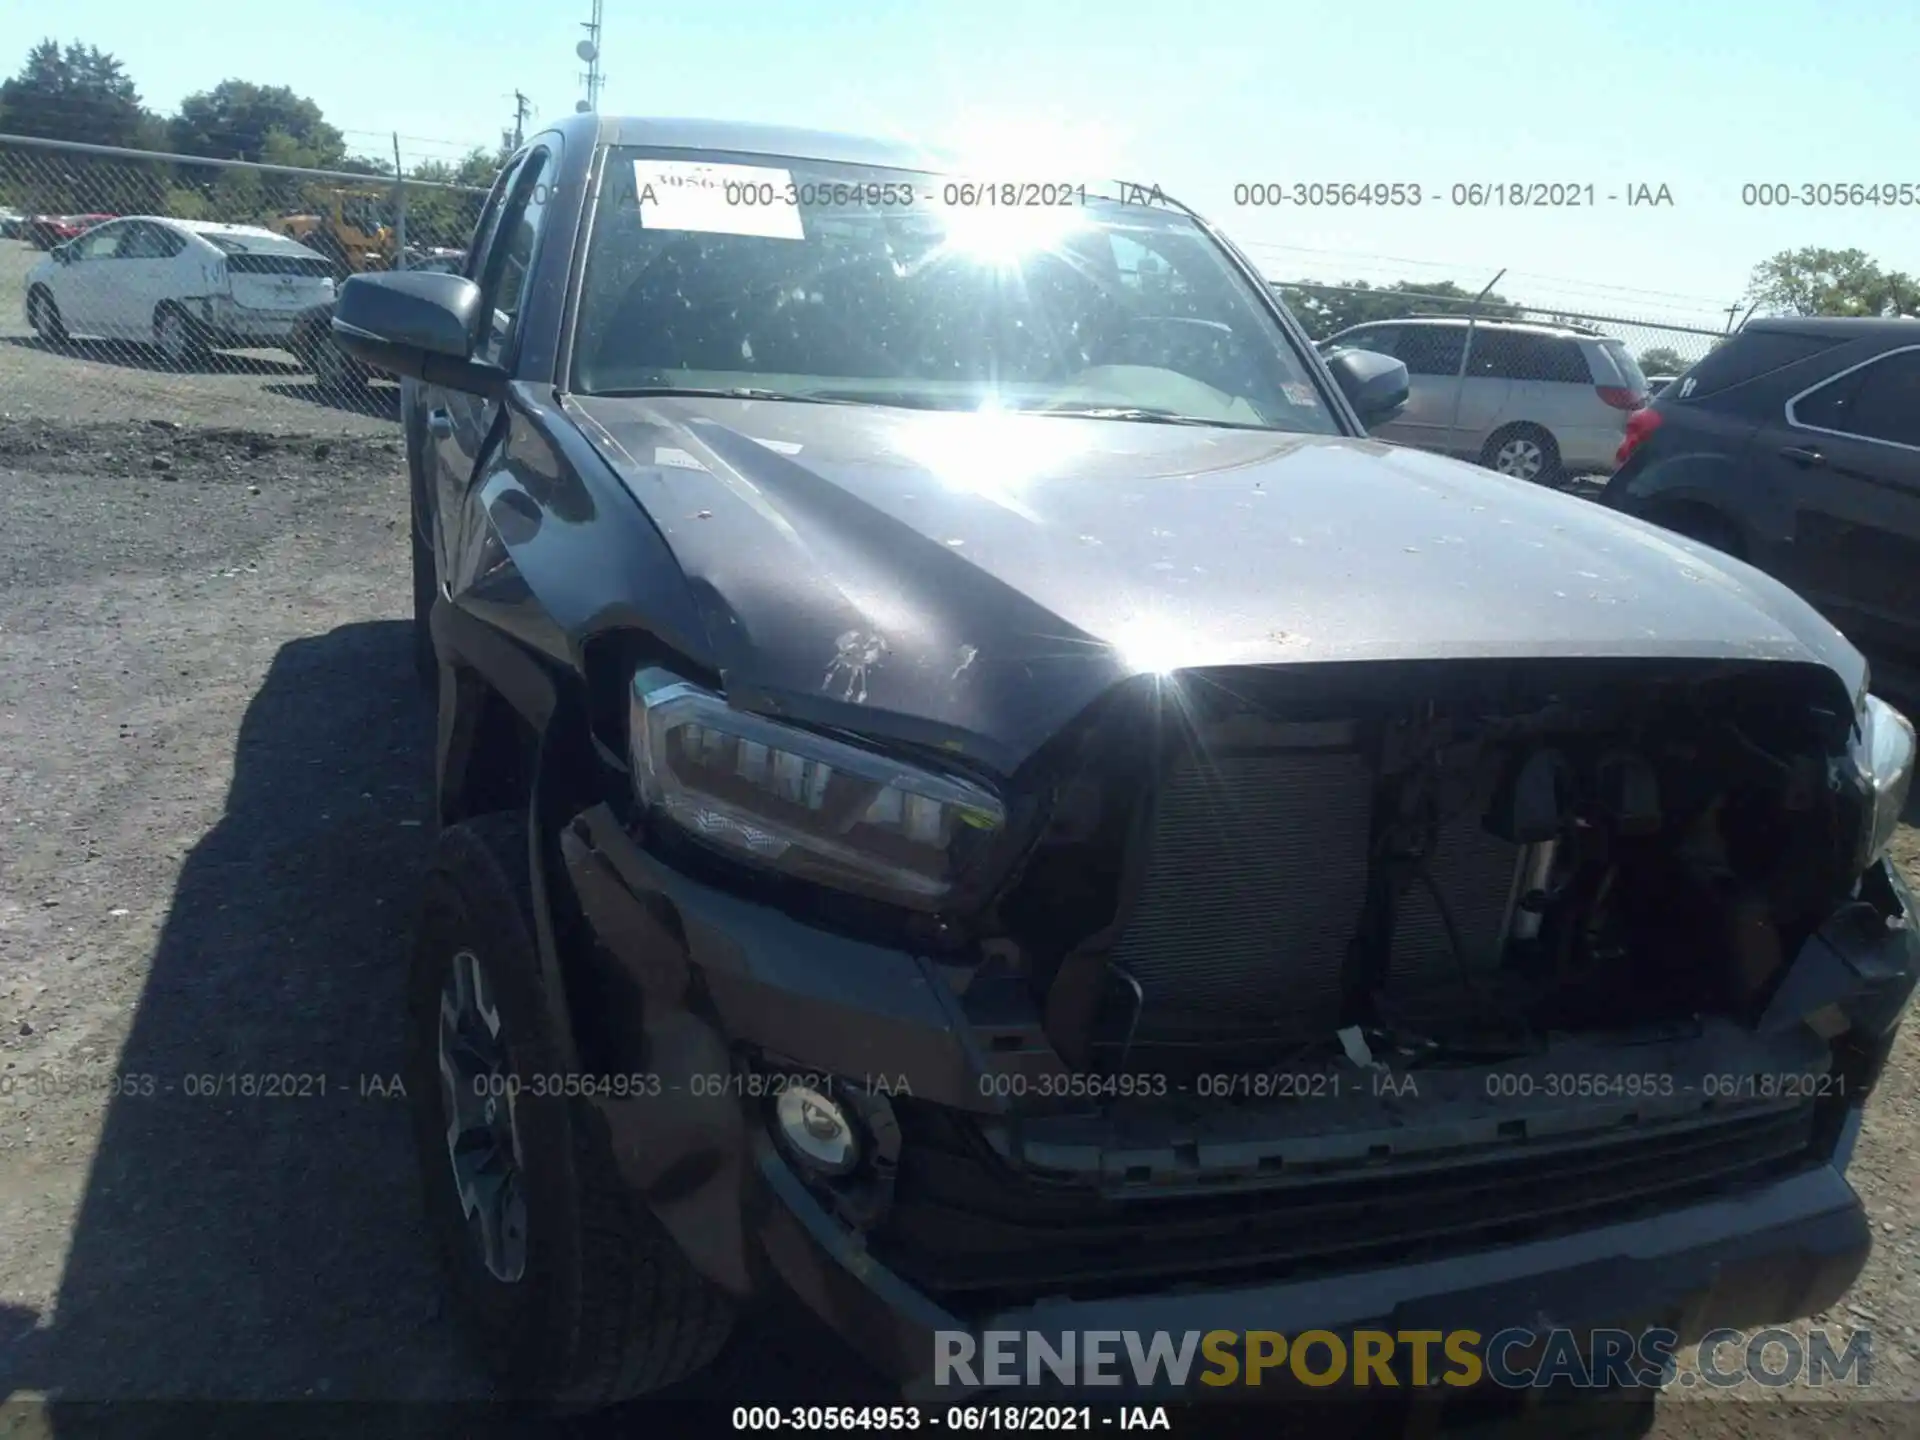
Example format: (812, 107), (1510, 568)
(1, 416), (1919, 1439)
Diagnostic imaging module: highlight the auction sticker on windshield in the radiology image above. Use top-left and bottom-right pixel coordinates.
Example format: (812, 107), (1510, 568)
(633, 161), (806, 239)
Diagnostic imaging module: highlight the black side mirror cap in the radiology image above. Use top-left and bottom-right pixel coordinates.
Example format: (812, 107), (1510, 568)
(331, 270), (506, 399)
(1325, 347), (1410, 430)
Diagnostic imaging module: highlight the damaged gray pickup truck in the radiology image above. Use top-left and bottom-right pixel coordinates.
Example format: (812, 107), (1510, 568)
(331, 114), (1920, 1414)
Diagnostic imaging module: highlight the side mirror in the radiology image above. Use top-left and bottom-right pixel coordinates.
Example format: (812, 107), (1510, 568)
(53, 244), (74, 265)
(1325, 347), (1410, 430)
(331, 270), (506, 398)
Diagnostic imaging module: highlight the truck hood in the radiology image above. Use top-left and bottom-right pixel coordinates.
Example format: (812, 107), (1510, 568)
(567, 395), (1864, 774)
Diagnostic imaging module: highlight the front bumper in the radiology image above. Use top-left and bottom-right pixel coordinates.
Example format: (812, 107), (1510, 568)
(558, 804), (1917, 1399)
(766, 1131), (1870, 1400)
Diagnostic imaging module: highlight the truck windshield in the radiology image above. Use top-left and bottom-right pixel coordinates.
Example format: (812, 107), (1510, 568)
(572, 148), (1339, 433)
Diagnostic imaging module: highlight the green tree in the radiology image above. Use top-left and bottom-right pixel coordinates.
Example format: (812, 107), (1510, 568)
(334, 154), (396, 178)
(402, 147), (501, 252)
(1637, 346), (1686, 376)
(170, 80), (345, 166)
(1745, 247), (1920, 318)
(0, 38), (154, 147)
(1274, 278), (1520, 341)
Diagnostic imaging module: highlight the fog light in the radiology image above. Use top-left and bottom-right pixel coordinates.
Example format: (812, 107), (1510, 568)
(774, 1085), (859, 1175)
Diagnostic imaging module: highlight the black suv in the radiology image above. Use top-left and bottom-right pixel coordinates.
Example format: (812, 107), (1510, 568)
(331, 117), (1919, 1409)
(1605, 316), (1920, 658)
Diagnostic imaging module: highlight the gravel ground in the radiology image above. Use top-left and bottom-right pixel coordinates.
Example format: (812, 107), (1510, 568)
(1, 415), (1918, 1440)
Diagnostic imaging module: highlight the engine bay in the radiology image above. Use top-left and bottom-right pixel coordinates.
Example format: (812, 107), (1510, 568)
(987, 657), (1870, 1084)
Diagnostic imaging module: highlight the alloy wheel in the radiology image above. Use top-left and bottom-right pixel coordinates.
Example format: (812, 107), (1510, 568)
(436, 947), (529, 1283)
(1493, 436), (1545, 481)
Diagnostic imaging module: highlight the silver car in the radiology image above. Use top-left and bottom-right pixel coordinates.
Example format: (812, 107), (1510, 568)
(1320, 317), (1650, 484)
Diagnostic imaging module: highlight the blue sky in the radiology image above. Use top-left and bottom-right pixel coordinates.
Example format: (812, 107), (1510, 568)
(7, 0), (1915, 323)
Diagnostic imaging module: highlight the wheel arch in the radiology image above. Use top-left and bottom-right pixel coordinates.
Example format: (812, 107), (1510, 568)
(1609, 450), (1786, 561)
(1639, 497), (1751, 559)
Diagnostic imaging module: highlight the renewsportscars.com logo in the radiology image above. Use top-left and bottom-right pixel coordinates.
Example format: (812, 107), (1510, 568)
(934, 1327), (1873, 1391)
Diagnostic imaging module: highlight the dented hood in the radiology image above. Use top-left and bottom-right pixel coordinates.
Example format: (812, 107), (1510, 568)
(567, 395), (1864, 775)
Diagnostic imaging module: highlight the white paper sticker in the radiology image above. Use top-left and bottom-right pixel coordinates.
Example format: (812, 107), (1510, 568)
(751, 438), (804, 455)
(653, 447), (708, 471)
(633, 161), (805, 240)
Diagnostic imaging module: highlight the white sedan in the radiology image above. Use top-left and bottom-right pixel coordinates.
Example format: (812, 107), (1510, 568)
(24, 216), (336, 365)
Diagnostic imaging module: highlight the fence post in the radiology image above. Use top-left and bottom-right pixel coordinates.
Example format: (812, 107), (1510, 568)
(1450, 267), (1507, 437)
(392, 132), (408, 269)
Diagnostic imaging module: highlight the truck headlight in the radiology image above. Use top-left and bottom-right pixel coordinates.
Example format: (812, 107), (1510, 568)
(1852, 693), (1915, 868)
(628, 668), (1005, 908)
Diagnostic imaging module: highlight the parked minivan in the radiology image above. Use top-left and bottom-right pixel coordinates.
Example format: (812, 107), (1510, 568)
(1319, 315), (1650, 484)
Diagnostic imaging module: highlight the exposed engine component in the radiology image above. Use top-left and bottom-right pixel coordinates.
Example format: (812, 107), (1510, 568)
(1003, 662), (1863, 1078)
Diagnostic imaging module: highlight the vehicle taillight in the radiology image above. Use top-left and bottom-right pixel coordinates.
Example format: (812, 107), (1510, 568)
(1596, 385), (1646, 411)
(1615, 407), (1663, 467)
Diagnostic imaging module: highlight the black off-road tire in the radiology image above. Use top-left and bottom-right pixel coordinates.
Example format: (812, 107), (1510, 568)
(407, 814), (735, 1408)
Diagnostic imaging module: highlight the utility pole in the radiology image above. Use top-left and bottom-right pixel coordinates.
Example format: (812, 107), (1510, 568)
(511, 91), (530, 149)
(1723, 300), (1743, 333)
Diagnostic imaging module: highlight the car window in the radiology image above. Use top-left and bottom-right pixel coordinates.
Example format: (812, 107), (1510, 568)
(203, 230), (330, 258)
(1673, 330), (1848, 401)
(1793, 349), (1920, 448)
(120, 223), (182, 260)
(1395, 326), (1466, 377)
(1466, 331), (1590, 383)
(1334, 326), (1400, 358)
(72, 222), (128, 260)
(474, 150), (552, 367)
(1599, 340), (1647, 389)
(571, 148), (1342, 434)
(464, 157), (523, 282)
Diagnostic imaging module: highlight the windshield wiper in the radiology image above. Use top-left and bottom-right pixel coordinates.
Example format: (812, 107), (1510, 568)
(586, 386), (867, 405)
(1029, 406), (1271, 430)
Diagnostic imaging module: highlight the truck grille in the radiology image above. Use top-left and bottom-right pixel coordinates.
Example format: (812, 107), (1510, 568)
(870, 1100), (1821, 1310)
(1107, 749), (1521, 1036)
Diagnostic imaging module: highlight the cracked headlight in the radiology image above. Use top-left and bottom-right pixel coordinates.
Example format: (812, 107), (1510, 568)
(1852, 693), (1915, 869)
(628, 668), (1006, 907)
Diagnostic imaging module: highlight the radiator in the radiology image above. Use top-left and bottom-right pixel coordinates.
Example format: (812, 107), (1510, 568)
(1108, 748), (1522, 1038)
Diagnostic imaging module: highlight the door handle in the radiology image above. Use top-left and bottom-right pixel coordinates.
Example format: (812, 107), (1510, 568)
(1779, 444), (1825, 467)
(427, 407), (453, 439)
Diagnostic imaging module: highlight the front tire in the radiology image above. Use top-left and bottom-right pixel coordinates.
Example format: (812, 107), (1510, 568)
(26, 288), (67, 345)
(1481, 424), (1564, 486)
(408, 815), (734, 1407)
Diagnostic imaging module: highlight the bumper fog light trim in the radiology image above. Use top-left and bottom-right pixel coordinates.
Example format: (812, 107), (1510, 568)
(775, 1084), (861, 1176)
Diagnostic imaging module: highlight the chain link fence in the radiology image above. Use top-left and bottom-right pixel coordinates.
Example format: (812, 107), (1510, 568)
(0, 132), (1738, 443)
(1, 132), (490, 423)
(1272, 279), (1732, 378)
(1268, 279), (1735, 480)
